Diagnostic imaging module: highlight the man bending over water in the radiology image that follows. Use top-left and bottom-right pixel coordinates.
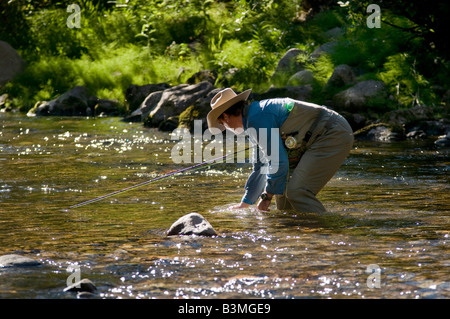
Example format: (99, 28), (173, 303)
(207, 88), (353, 213)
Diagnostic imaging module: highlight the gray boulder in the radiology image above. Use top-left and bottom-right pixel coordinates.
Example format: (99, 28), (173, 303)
(435, 132), (450, 146)
(167, 213), (217, 237)
(354, 123), (404, 142)
(147, 81), (214, 128)
(64, 278), (97, 293)
(27, 86), (89, 116)
(127, 90), (165, 121)
(27, 86), (122, 117)
(255, 85), (313, 102)
(93, 98), (121, 116)
(339, 111), (367, 132)
(322, 27), (344, 40)
(0, 41), (25, 88)
(125, 83), (170, 113)
(287, 70), (315, 86)
(333, 80), (387, 112)
(310, 41), (337, 60)
(271, 48), (306, 87)
(381, 105), (435, 126)
(406, 130), (426, 139)
(178, 88), (222, 131)
(326, 64), (356, 88)
(0, 254), (41, 268)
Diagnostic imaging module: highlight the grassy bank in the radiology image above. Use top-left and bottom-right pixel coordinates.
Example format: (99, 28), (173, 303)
(1, 0), (449, 114)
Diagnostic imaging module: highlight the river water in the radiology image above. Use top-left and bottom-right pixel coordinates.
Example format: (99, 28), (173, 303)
(0, 113), (448, 299)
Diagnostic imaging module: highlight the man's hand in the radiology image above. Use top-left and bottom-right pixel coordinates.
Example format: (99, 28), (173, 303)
(230, 202), (250, 209)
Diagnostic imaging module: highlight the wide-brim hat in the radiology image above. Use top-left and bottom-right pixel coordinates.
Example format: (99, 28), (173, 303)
(207, 88), (252, 132)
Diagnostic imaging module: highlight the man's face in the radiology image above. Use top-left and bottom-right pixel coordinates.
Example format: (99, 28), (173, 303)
(219, 113), (244, 134)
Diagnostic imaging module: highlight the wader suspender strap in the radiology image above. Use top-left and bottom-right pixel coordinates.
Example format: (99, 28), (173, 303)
(297, 108), (326, 152)
(283, 108), (326, 170)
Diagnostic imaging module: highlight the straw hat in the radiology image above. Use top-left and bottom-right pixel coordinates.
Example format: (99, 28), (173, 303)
(207, 88), (252, 132)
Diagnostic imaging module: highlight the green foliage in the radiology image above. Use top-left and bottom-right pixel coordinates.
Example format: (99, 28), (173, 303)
(305, 54), (335, 87)
(29, 9), (84, 58)
(378, 53), (435, 107)
(1, 0), (449, 114)
(331, 15), (412, 71)
(5, 45), (202, 111)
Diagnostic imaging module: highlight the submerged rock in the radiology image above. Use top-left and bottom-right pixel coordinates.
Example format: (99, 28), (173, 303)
(435, 132), (450, 146)
(64, 278), (97, 293)
(167, 213), (217, 237)
(0, 254), (41, 268)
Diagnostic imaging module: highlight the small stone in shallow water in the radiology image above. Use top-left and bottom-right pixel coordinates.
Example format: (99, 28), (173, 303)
(435, 133), (450, 146)
(64, 278), (97, 293)
(167, 213), (217, 237)
(0, 254), (41, 268)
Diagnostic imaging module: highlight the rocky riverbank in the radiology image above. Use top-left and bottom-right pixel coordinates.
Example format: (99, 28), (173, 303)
(3, 46), (450, 145)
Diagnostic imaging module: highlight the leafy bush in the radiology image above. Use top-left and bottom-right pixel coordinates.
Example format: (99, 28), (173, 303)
(1, 0), (449, 114)
(378, 53), (435, 107)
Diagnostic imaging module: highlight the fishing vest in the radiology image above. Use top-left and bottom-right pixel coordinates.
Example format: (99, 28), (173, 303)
(280, 100), (332, 169)
(244, 99), (333, 169)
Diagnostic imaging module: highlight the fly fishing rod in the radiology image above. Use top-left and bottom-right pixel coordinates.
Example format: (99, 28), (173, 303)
(68, 147), (250, 209)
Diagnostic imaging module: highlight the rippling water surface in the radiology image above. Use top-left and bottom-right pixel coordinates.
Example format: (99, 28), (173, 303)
(0, 113), (448, 299)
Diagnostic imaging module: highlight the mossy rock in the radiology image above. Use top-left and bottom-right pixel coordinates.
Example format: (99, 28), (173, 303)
(178, 105), (209, 131)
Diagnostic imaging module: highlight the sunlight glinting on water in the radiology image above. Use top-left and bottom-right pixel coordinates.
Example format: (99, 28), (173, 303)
(0, 114), (448, 299)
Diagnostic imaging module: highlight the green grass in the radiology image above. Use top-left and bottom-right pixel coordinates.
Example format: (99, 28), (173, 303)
(1, 0), (449, 113)
(5, 45), (204, 111)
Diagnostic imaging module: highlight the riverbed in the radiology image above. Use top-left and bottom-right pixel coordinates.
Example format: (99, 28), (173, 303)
(0, 113), (448, 299)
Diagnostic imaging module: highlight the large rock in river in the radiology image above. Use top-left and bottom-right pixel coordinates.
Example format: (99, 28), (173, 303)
(27, 86), (121, 117)
(167, 213), (217, 237)
(27, 86), (90, 116)
(125, 83), (171, 113)
(145, 81), (214, 129)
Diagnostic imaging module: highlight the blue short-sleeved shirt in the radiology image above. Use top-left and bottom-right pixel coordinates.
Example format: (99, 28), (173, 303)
(241, 98), (292, 204)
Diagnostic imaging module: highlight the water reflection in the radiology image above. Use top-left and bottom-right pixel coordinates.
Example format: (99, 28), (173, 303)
(0, 113), (448, 299)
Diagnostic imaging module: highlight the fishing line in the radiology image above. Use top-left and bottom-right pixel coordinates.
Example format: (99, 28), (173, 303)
(68, 146), (250, 209)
